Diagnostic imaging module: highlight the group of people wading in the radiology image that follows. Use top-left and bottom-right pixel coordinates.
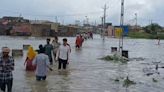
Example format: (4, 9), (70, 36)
(75, 32), (93, 49)
(0, 34), (94, 92)
(24, 37), (71, 81)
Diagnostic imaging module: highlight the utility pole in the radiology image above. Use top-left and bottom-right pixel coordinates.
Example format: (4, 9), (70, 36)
(55, 16), (58, 23)
(103, 4), (108, 27)
(85, 16), (89, 24)
(135, 13), (138, 31)
(102, 4), (109, 40)
(94, 20), (97, 26)
(119, 0), (124, 52)
(101, 17), (104, 37)
(135, 13), (137, 27)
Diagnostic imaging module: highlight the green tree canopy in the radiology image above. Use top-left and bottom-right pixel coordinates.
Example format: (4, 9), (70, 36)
(144, 23), (163, 34)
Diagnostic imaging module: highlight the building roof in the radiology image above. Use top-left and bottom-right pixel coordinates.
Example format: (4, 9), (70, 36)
(3, 16), (23, 20)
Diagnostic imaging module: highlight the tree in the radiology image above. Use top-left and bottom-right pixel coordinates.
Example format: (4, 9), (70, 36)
(144, 23), (163, 34)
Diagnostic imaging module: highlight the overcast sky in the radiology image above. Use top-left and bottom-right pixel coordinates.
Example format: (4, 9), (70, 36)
(0, 0), (163, 26)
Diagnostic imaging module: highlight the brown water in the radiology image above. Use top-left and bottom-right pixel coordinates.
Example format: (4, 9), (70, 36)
(0, 35), (164, 92)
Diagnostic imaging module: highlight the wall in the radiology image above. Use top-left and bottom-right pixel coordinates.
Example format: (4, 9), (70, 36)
(31, 24), (51, 37)
(10, 23), (31, 36)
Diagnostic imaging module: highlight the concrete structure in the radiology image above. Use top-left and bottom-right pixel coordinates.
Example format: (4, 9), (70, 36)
(10, 23), (31, 36)
(31, 24), (51, 37)
(0, 16), (81, 37)
(2, 16), (29, 23)
(23, 45), (30, 50)
(58, 25), (79, 37)
(30, 20), (59, 37)
(107, 26), (114, 37)
(12, 49), (23, 56)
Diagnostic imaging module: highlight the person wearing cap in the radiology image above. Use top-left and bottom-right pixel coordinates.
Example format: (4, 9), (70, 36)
(56, 38), (71, 70)
(0, 47), (14, 92)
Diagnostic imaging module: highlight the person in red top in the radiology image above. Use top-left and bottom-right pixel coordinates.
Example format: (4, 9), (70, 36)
(75, 35), (83, 48)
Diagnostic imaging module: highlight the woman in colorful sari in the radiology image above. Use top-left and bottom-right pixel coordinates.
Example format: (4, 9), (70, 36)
(24, 46), (37, 71)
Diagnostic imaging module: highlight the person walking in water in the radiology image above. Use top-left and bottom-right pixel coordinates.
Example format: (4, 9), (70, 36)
(56, 38), (71, 70)
(44, 38), (53, 65)
(52, 36), (60, 61)
(157, 37), (160, 45)
(24, 46), (37, 71)
(33, 45), (52, 81)
(75, 35), (83, 48)
(0, 47), (14, 92)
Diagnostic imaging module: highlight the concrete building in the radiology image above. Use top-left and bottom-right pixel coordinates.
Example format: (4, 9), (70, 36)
(10, 23), (31, 36)
(58, 25), (79, 37)
(2, 16), (29, 23)
(31, 24), (51, 37)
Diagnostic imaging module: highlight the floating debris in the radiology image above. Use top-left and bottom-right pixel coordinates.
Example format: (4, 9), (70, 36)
(100, 54), (129, 64)
(146, 73), (154, 76)
(152, 78), (158, 83)
(130, 57), (145, 61)
(100, 55), (113, 61)
(123, 76), (136, 87)
(114, 78), (120, 82)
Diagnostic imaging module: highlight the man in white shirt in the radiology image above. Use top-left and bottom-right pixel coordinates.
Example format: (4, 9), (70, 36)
(56, 38), (70, 70)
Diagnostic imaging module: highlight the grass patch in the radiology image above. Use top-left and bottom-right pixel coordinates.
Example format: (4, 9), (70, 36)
(128, 32), (157, 39)
(128, 31), (164, 39)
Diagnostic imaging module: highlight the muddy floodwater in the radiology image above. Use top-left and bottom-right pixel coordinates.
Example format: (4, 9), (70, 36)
(0, 35), (164, 92)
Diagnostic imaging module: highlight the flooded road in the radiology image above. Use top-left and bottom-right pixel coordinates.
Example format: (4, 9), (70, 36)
(0, 35), (164, 92)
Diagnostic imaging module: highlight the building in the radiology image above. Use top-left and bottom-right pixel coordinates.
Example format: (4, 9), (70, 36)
(105, 23), (115, 37)
(10, 23), (31, 36)
(30, 20), (59, 37)
(31, 23), (51, 37)
(114, 25), (129, 37)
(57, 25), (80, 37)
(2, 16), (29, 23)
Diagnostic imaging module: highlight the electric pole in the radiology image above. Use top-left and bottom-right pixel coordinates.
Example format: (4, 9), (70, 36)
(102, 4), (109, 40)
(55, 16), (58, 23)
(103, 4), (108, 26)
(101, 17), (104, 37)
(119, 0), (125, 52)
(135, 13), (137, 27)
(135, 13), (138, 31)
(86, 16), (89, 24)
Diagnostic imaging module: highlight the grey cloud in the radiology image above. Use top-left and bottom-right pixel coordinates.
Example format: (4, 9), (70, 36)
(0, 0), (163, 26)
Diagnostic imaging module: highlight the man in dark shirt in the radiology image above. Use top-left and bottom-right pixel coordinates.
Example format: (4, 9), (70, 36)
(44, 38), (53, 65)
(0, 47), (14, 92)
